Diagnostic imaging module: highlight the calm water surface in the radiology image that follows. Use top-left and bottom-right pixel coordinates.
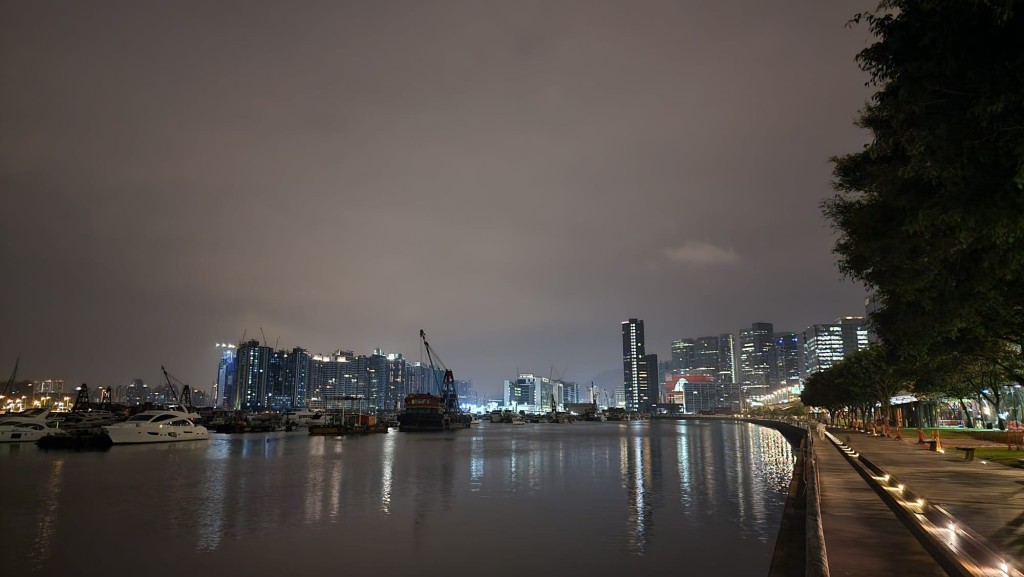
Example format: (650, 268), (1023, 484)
(2, 420), (793, 577)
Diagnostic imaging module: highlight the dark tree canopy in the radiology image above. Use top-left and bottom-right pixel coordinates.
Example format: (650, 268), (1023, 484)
(825, 1), (1024, 364)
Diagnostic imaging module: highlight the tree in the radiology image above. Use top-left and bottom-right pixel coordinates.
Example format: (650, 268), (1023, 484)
(824, 2), (1024, 376)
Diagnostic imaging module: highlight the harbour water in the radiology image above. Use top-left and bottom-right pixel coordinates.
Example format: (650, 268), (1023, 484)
(2, 420), (794, 576)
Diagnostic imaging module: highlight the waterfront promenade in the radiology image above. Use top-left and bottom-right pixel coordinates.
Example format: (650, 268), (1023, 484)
(817, 426), (1024, 576)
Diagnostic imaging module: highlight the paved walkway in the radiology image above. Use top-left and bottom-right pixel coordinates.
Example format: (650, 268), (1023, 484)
(827, 429), (1024, 563)
(815, 430), (948, 576)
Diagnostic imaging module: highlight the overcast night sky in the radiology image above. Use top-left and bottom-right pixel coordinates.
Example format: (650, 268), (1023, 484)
(1, 1), (876, 396)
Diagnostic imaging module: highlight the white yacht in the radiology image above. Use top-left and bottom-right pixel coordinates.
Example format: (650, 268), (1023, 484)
(102, 409), (209, 445)
(282, 409), (322, 427)
(0, 409), (62, 443)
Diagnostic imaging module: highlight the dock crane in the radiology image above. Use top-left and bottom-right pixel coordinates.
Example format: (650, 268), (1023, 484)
(162, 366), (194, 411)
(420, 329), (462, 416)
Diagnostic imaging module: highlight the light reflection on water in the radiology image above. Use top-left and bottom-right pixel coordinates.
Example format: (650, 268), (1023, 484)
(2, 420), (793, 576)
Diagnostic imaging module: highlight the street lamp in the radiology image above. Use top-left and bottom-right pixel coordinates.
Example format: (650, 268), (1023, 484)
(1013, 384), (1023, 425)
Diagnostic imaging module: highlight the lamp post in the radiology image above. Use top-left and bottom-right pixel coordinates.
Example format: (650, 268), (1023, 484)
(1013, 384), (1022, 425)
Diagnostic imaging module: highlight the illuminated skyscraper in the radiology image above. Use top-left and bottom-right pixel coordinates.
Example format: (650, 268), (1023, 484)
(738, 322), (775, 410)
(236, 339), (272, 410)
(215, 343), (237, 409)
(671, 338), (695, 372)
(774, 332), (803, 387)
(621, 318), (649, 412)
(285, 347), (311, 409)
(804, 317), (869, 374)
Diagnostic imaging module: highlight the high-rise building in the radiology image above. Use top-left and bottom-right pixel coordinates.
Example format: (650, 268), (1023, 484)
(622, 319), (649, 412)
(644, 353), (659, 408)
(804, 317), (869, 375)
(503, 373), (563, 412)
(266, 349), (288, 410)
(715, 333), (738, 412)
(385, 353), (406, 412)
(504, 373), (537, 410)
(738, 322), (775, 410)
(562, 381), (581, 405)
(774, 332), (803, 387)
(284, 347), (311, 409)
(236, 339), (272, 410)
(214, 343), (237, 409)
(671, 338), (696, 372)
(692, 337), (720, 377)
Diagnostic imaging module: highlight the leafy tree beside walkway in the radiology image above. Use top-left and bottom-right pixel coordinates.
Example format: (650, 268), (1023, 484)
(823, 2), (1024, 388)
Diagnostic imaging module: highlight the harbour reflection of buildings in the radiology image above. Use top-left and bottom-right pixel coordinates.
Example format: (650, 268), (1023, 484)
(621, 431), (657, 554)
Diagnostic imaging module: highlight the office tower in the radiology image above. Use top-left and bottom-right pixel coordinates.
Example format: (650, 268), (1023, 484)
(738, 322), (774, 410)
(236, 339), (272, 410)
(622, 319), (649, 412)
(717, 333), (736, 384)
(839, 316), (869, 355)
(540, 377), (563, 412)
(803, 317), (869, 375)
(562, 381), (581, 405)
(671, 338), (696, 372)
(774, 332), (803, 387)
(691, 337), (719, 377)
(644, 353), (659, 409)
(505, 373), (537, 410)
(215, 343), (237, 409)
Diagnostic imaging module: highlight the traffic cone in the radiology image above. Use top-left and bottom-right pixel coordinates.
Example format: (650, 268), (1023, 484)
(917, 427), (926, 444)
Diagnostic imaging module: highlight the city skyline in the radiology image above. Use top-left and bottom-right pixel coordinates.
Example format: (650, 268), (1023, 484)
(2, 1), (875, 395)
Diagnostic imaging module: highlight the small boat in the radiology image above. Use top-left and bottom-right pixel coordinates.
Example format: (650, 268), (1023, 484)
(0, 409), (62, 443)
(102, 409), (209, 445)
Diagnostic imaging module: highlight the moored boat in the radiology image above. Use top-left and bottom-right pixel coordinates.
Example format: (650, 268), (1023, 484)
(0, 409), (62, 443)
(397, 330), (471, 433)
(102, 409), (209, 444)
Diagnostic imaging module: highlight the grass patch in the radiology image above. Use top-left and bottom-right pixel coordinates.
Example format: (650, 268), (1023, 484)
(920, 428), (978, 441)
(972, 447), (1024, 469)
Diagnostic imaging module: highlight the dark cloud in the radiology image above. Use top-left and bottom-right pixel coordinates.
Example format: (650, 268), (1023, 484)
(1, 0), (875, 394)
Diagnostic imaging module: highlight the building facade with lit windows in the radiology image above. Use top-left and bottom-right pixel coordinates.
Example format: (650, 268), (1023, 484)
(502, 373), (563, 412)
(738, 322), (775, 410)
(803, 317), (869, 375)
(622, 318), (650, 412)
(671, 338), (695, 372)
(284, 347), (311, 409)
(774, 332), (803, 387)
(235, 339), (272, 410)
(214, 343), (237, 409)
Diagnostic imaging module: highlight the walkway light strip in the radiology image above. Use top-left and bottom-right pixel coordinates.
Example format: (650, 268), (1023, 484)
(823, 432), (1024, 577)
